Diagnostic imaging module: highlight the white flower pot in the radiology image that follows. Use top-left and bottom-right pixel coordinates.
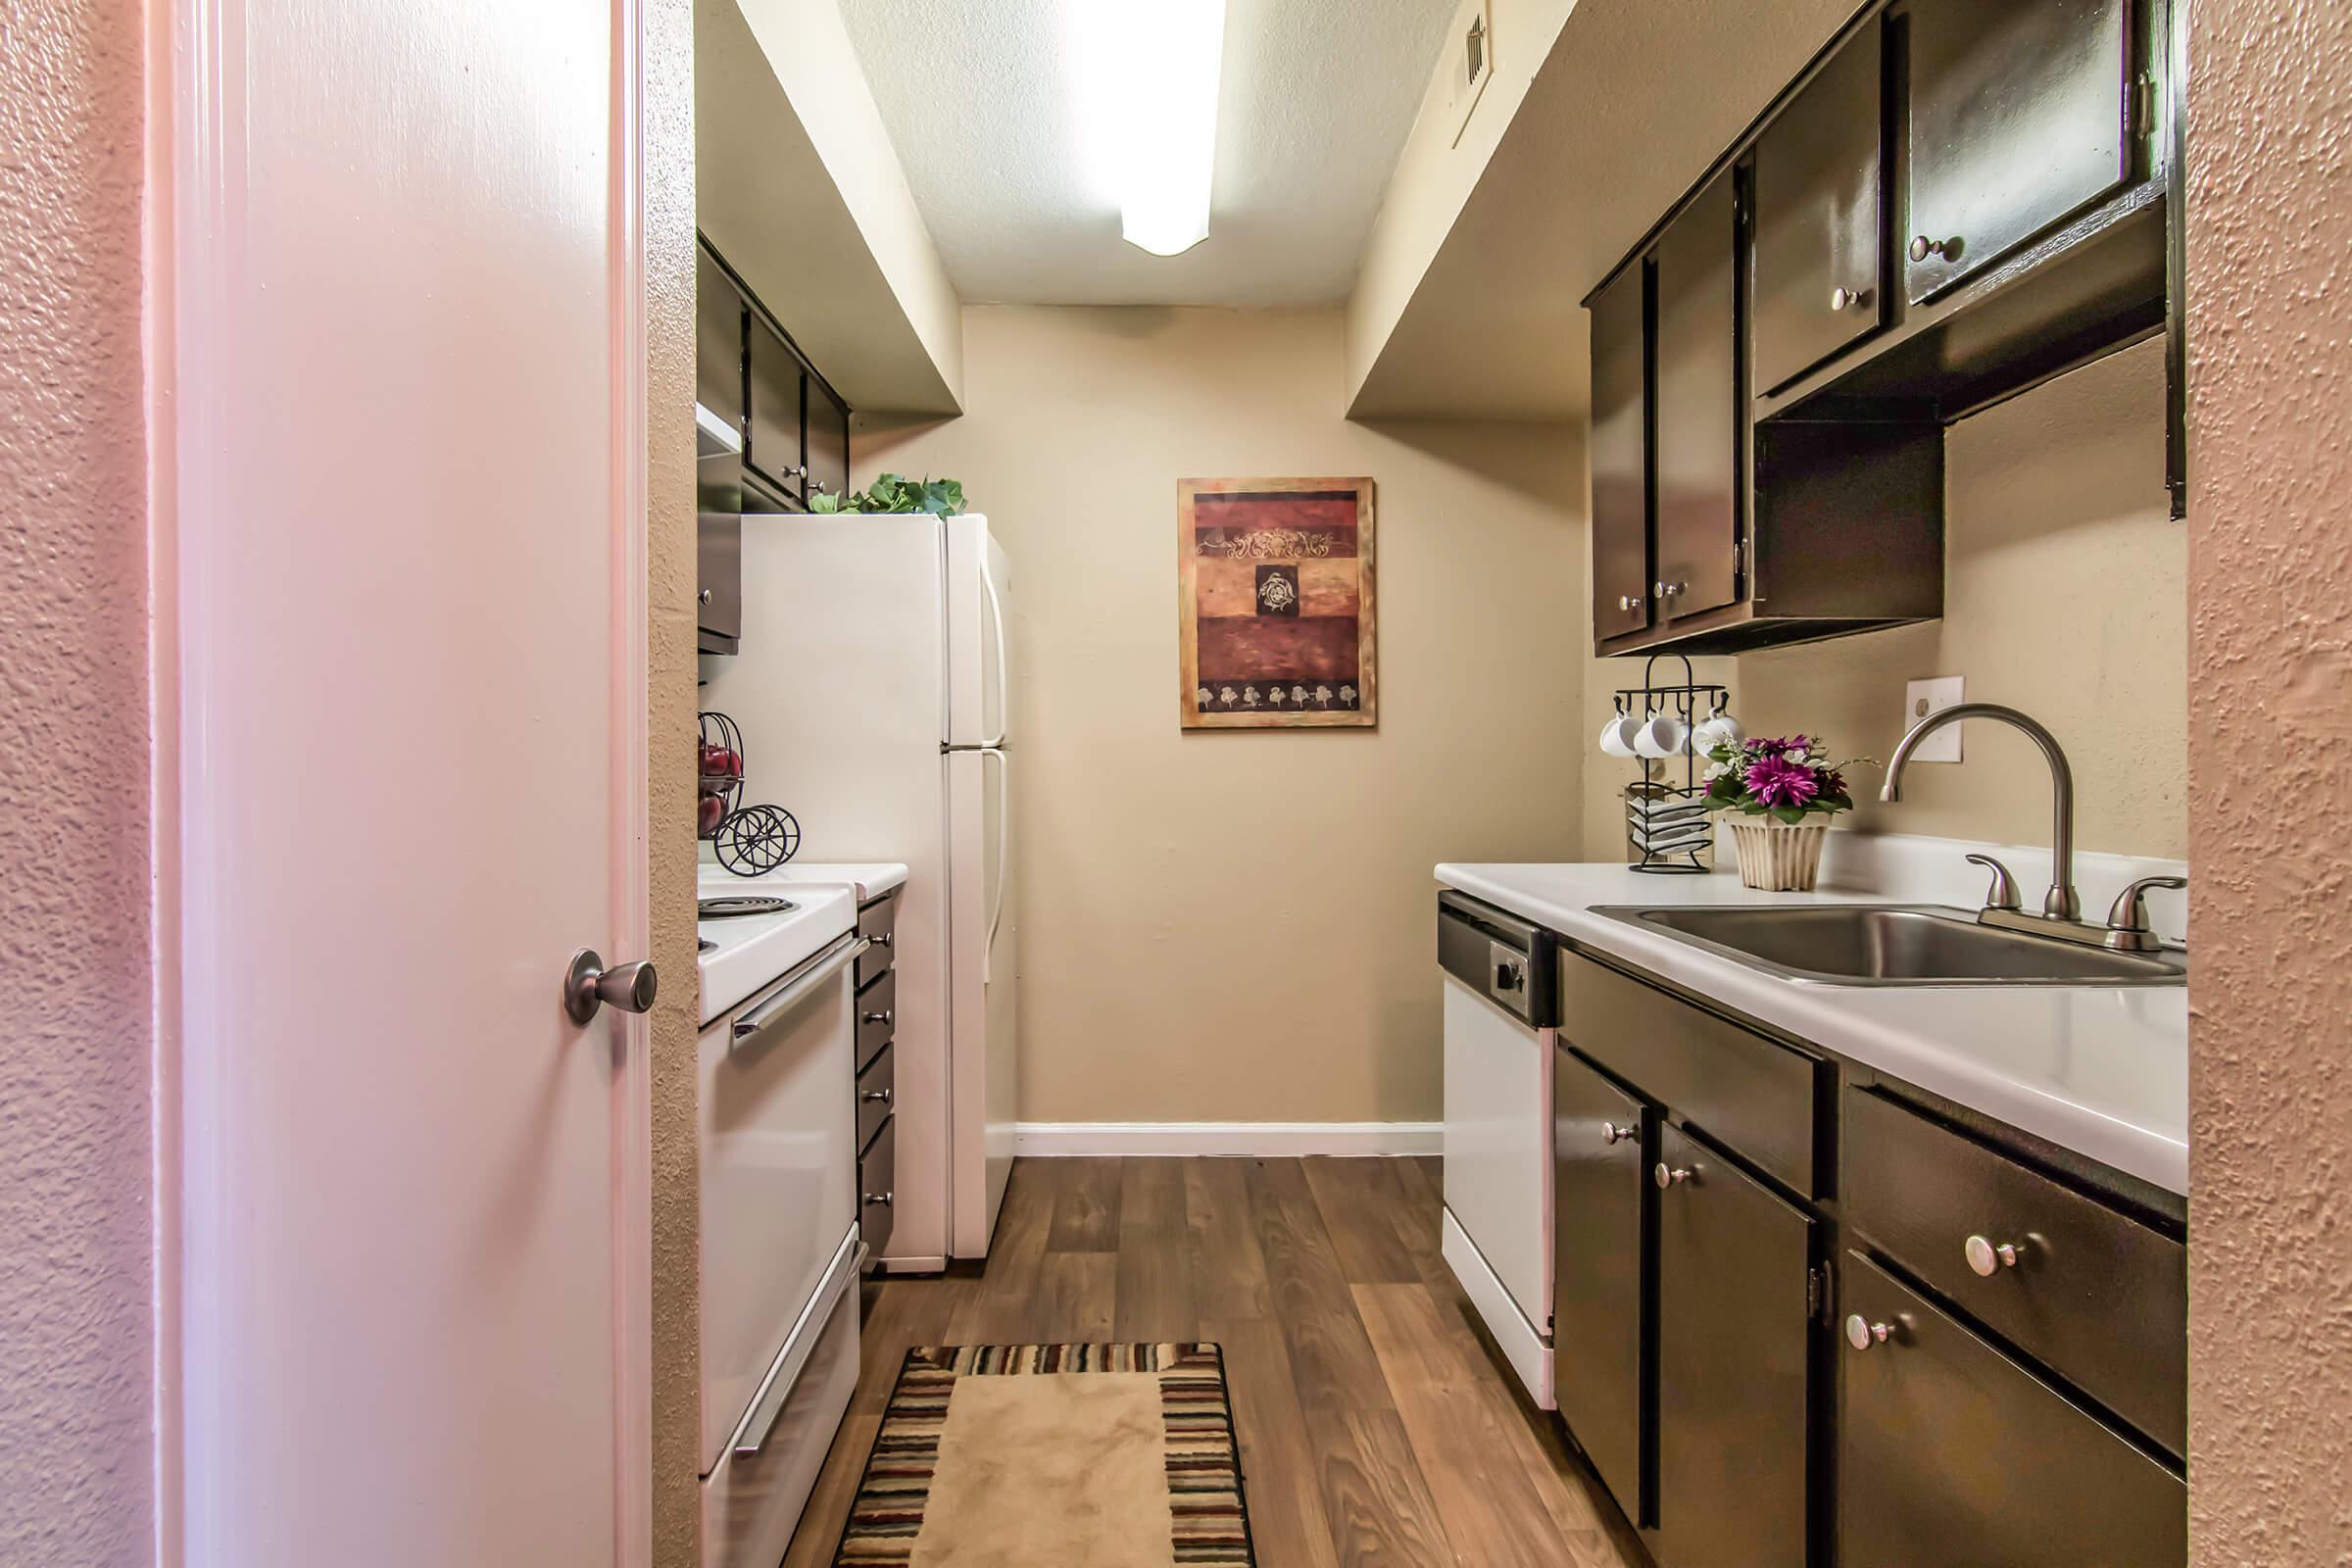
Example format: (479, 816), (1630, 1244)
(1726, 817), (1830, 892)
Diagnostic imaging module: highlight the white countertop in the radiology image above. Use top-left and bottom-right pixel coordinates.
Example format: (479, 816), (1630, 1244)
(1437, 848), (2189, 1197)
(697, 858), (908, 903)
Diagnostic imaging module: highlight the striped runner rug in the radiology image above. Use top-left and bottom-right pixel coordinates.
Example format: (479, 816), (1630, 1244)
(832, 1343), (1256, 1566)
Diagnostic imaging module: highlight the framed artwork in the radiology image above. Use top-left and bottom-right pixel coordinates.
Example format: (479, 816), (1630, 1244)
(1176, 476), (1376, 729)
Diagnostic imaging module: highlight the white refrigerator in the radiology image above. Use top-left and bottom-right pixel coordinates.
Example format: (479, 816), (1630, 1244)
(704, 513), (1016, 1267)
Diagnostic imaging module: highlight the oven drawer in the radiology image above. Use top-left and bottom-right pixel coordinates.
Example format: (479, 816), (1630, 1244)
(857, 1043), (895, 1154)
(856, 968), (895, 1071)
(1844, 1087), (2185, 1454)
(1558, 949), (1821, 1196)
(1839, 1250), (2184, 1567)
(858, 1115), (896, 1258)
(703, 1238), (861, 1568)
(857, 894), (897, 990)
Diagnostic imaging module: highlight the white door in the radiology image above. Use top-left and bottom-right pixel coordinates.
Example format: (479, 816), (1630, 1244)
(168, 5), (650, 1566)
(946, 747), (1016, 1255)
(944, 515), (1008, 748)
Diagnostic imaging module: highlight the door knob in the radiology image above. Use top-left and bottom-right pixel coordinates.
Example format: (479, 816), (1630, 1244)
(1845, 1314), (1893, 1350)
(1653, 1162), (1690, 1189)
(564, 949), (661, 1024)
(1964, 1234), (2022, 1276)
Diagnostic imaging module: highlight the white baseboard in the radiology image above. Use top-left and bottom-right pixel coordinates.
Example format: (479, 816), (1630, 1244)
(1013, 1121), (1443, 1158)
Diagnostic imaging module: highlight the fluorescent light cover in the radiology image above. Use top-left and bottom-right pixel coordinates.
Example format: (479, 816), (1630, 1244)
(1068, 0), (1227, 257)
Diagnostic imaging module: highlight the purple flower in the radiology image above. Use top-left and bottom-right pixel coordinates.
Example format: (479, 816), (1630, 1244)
(1744, 756), (1823, 809)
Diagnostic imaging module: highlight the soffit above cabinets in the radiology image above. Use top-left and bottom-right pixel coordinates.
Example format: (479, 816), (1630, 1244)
(1347, 0), (1857, 418)
(834, 0), (1456, 307)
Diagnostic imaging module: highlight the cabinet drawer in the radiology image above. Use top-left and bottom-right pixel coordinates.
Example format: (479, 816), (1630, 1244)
(857, 1043), (895, 1154)
(1844, 1088), (2184, 1453)
(855, 968), (895, 1071)
(858, 1115), (896, 1258)
(857, 895), (898, 990)
(1558, 951), (1819, 1195)
(1839, 1250), (2184, 1567)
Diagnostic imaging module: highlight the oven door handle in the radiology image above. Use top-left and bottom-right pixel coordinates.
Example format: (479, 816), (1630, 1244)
(732, 935), (868, 1047)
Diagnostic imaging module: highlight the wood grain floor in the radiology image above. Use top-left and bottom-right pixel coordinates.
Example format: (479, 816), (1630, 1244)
(782, 1156), (1647, 1568)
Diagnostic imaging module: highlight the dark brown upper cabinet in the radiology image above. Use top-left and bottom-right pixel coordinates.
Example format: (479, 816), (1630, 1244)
(1590, 265), (1652, 640)
(805, 383), (850, 511)
(1650, 172), (1741, 623)
(1752, 17), (1885, 394)
(746, 318), (808, 503)
(1583, 0), (2178, 656)
(1905, 0), (2132, 305)
(695, 247), (747, 446)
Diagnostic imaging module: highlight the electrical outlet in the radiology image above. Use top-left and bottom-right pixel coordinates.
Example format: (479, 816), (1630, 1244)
(1902, 676), (1965, 762)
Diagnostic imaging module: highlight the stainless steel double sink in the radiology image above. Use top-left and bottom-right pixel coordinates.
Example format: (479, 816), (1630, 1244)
(1593, 904), (2187, 987)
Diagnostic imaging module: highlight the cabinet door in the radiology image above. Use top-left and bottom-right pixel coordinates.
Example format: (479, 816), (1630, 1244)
(1651, 173), (1740, 621)
(806, 384), (850, 510)
(1904, 0), (2132, 304)
(1752, 19), (1884, 393)
(1655, 1123), (1810, 1568)
(745, 318), (806, 502)
(1589, 264), (1651, 639)
(695, 246), (746, 442)
(1552, 1048), (1647, 1524)
(1839, 1251), (2185, 1567)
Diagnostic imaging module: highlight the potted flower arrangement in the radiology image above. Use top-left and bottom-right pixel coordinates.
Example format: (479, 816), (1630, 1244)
(1702, 734), (1870, 891)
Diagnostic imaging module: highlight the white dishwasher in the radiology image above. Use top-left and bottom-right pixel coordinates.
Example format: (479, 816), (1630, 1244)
(1439, 891), (1559, 1407)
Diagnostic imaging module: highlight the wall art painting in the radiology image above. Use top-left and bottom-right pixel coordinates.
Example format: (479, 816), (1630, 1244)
(1177, 476), (1376, 729)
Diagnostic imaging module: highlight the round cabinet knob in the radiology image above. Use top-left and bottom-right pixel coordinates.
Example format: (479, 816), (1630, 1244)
(1619, 594), (1642, 612)
(1601, 1120), (1635, 1146)
(1964, 1234), (2022, 1276)
(1830, 286), (1866, 311)
(698, 587), (713, 606)
(1653, 1162), (1690, 1189)
(860, 1087), (894, 1105)
(1845, 1313), (1893, 1351)
(861, 1009), (894, 1026)
(1908, 234), (1950, 264)
(863, 1190), (894, 1208)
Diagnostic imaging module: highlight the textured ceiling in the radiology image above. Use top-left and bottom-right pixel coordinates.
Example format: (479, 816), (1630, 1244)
(837, 0), (1457, 306)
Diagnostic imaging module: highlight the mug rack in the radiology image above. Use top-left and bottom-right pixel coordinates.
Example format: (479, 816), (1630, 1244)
(1611, 654), (1731, 875)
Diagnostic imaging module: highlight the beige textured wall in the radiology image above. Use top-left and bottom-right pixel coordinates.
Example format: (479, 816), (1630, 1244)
(0, 3), (154, 1560)
(1721, 339), (2186, 859)
(0, 2), (155, 1562)
(646, 0), (702, 1562)
(860, 306), (1585, 1124)
(2185, 3), (2352, 1560)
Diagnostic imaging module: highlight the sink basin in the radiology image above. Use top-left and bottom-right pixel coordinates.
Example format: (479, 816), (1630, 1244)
(1593, 904), (2188, 987)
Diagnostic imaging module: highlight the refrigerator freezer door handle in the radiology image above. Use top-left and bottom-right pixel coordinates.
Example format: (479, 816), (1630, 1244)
(983, 748), (1008, 983)
(980, 551), (1009, 748)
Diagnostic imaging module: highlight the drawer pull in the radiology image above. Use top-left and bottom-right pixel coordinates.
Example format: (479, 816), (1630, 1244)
(862, 1009), (894, 1026)
(1965, 1234), (2023, 1276)
(1845, 1314), (1894, 1351)
(862, 1190), (894, 1208)
(1653, 1162), (1690, 1189)
(1601, 1120), (1636, 1146)
(860, 1088), (894, 1105)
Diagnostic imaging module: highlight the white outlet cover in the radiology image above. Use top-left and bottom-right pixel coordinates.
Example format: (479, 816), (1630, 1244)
(1902, 676), (1965, 762)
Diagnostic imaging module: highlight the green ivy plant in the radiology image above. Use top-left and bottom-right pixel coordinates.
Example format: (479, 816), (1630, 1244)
(809, 473), (966, 516)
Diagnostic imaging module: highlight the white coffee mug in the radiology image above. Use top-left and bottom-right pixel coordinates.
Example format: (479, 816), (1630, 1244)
(1634, 712), (1689, 759)
(1597, 713), (1642, 759)
(1690, 708), (1745, 756)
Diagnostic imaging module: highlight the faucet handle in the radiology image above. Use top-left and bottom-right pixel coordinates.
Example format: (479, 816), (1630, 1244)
(2105, 875), (2186, 947)
(1964, 854), (2022, 912)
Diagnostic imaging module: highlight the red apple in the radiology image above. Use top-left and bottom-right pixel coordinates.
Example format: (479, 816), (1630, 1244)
(698, 792), (725, 835)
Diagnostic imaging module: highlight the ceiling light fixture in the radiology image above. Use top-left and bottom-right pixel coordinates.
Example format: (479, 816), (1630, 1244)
(1069, 0), (1227, 257)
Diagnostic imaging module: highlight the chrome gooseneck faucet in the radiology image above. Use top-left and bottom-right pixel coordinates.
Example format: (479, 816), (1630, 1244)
(1883, 703), (2081, 920)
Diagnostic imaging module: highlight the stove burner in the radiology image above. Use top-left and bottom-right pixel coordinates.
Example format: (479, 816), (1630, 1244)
(698, 895), (796, 920)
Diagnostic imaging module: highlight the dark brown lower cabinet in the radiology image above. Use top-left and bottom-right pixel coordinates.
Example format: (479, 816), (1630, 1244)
(1551, 1047), (1648, 1523)
(1838, 1250), (2186, 1567)
(1654, 1123), (1812, 1568)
